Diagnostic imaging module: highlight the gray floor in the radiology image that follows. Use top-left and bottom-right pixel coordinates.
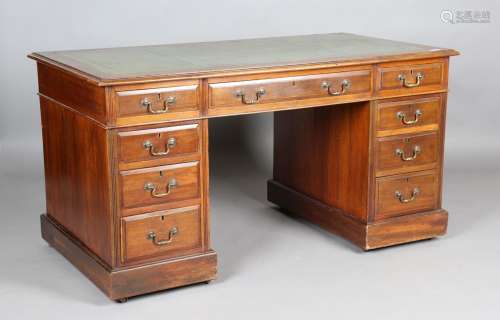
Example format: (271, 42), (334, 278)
(0, 144), (499, 319)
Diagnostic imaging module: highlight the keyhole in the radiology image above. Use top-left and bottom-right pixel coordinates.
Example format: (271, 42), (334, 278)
(157, 93), (161, 101)
(291, 81), (296, 86)
(159, 171), (164, 177)
(161, 215), (165, 221)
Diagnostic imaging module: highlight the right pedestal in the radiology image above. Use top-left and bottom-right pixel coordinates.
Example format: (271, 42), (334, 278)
(270, 95), (448, 250)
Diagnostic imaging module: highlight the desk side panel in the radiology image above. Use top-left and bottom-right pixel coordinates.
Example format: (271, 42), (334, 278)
(37, 63), (109, 124)
(273, 102), (371, 222)
(40, 97), (114, 266)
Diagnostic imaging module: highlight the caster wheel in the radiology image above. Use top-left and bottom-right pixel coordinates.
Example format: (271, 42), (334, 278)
(117, 298), (128, 303)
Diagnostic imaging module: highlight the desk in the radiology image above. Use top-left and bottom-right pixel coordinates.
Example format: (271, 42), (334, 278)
(29, 33), (459, 301)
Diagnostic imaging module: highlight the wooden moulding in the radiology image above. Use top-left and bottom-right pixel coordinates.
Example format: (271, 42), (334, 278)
(267, 180), (448, 250)
(40, 214), (217, 301)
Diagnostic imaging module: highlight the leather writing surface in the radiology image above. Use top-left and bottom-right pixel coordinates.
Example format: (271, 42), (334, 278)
(32, 33), (450, 81)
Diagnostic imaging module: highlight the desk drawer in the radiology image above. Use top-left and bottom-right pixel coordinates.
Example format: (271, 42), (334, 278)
(376, 95), (442, 135)
(120, 162), (200, 209)
(118, 123), (200, 165)
(209, 70), (372, 109)
(376, 60), (446, 95)
(375, 170), (439, 220)
(121, 206), (202, 263)
(376, 132), (439, 176)
(115, 81), (200, 123)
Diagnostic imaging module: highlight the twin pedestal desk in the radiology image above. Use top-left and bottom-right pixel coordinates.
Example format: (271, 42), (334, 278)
(29, 33), (459, 301)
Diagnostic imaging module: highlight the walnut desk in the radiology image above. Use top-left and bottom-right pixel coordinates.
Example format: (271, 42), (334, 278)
(29, 33), (459, 301)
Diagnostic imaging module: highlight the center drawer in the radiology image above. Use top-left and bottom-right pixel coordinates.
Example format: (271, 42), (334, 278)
(208, 69), (372, 111)
(120, 162), (200, 210)
(120, 205), (202, 264)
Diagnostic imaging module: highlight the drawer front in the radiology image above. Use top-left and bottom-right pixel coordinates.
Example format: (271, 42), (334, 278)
(209, 70), (372, 109)
(118, 123), (200, 164)
(376, 132), (439, 176)
(377, 60), (446, 95)
(120, 162), (200, 209)
(375, 171), (439, 220)
(115, 81), (200, 122)
(121, 206), (202, 263)
(376, 95), (442, 134)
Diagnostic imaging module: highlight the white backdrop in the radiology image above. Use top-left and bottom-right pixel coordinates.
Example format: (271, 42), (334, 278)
(0, 1), (499, 318)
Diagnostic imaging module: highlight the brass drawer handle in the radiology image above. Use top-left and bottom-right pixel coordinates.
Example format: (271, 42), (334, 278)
(143, 137), (176, 156)
(235, 88), (266, 104)
(144, 179), (177, 198)
(395, 145), (421, 161)
(147, 227), (178, 246)
(395, 187), (420, 203)
(398, 72), (424, 88)
(141, 96), (176, 114)
(321, 79), (351, 96)
(397, 109), (422, 125)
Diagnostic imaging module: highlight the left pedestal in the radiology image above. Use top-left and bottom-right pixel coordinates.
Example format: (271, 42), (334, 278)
(36, 63), (215, 301)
